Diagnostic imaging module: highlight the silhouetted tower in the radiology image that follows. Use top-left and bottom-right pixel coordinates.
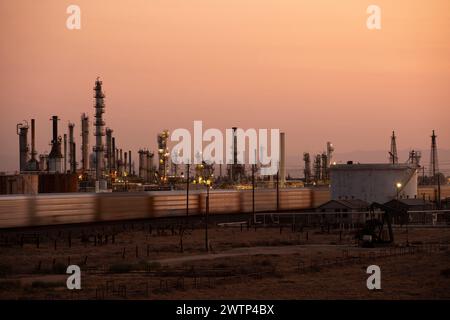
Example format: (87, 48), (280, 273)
(93, 78), (106, 181)
(389, 131), (398, 164)
(63, 134), (67, 172)
(303, 153), (311, 183)
(429, 130), (439, 181)
(124, 151), (128, 175)
(106, 128), (113, 174)
(81, 113), (90, 172)
(111, 137), (116, 172)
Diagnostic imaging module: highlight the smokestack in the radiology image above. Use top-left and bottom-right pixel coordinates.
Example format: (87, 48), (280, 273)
(68, 122), (76, 173)
(30, 119), (36, 162)
(106, 128), (113, 174)
(17, 121), (29, 172)
(52, 116), (58, 144)
(81, 113), (90, 172)
(112, 137), (116, 172)
(124, 151), (128, 175)
(115, 145), (119, 174)
(280, 132), (286, 186)
(63, 134), (67, 172)
(232, 127), (238, 165)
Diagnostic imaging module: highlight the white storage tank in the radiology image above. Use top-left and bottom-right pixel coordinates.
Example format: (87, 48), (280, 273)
(330, 163), (418, 203)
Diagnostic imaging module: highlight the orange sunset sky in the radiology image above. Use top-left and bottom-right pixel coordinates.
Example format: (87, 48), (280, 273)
(0, 0), (449, 173)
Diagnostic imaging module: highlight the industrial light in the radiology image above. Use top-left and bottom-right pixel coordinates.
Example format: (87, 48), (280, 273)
(396, 182), (402, 189)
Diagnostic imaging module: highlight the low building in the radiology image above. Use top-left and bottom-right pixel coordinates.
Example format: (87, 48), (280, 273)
(316, 199), (370, 226)
(384, 198), (434, 211)
(384, 198), (435, 225)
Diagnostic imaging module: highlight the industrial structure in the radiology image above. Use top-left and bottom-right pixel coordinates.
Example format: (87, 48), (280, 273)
(4, 76), (447, 214)
(303, 141), (334, 185)
(389, 131), (399, 164)
(48, 116), (63, 173)
(24, 119), (39, 171)
(330, 163), (418, 203)
(93, 78), (106, 186)
(16, 121), (29, 173)
(81, 113), (90, 173)
(157, 130), (170, 183)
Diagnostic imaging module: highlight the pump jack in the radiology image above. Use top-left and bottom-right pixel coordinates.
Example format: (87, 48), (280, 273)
(356, 202), (408, 247)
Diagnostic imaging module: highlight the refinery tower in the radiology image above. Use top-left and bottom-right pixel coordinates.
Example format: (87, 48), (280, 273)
(93, 78), (106, 186)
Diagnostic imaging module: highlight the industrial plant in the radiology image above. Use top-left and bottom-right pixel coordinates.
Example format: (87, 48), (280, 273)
(0, 78), (449, 301)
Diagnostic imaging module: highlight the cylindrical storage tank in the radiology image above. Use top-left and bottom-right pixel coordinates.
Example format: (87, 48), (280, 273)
(330, 163), (418, 203)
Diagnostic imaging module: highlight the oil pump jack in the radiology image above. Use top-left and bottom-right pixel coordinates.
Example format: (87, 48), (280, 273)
(356, 203), (408, 247)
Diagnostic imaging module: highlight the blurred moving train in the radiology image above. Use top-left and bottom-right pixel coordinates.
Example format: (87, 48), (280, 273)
(0, 186), (447, 229)
(0, 188), (330, 229)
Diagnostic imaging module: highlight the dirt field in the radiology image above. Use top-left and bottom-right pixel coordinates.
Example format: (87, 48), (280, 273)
(1, 221), (449, 299)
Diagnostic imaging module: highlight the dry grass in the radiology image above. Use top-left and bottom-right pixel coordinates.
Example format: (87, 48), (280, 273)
(0, 224), (449, 299)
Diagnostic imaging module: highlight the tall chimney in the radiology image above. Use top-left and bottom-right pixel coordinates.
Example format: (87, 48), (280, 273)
(81, 113), (90, 172)
(17, 121), (29, 172)
(68, 122), (76, 173)
(112, 136), (116, 172)
(106, 128), (113, 174)
(63, 134), (67, 172)
(124, 151), (128, 175)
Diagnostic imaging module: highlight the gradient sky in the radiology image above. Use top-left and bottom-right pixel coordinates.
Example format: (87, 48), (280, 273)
(0, 0), (449, 173)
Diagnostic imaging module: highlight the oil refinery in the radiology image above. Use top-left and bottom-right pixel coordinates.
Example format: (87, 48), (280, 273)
(0, 78), (448, 230)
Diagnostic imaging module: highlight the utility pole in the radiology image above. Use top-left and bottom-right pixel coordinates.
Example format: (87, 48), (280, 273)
(205, 183), (209, 252)
(276, 164), (280, 212)
(186, 163), (190, 216)
(252, 160), (256, 224)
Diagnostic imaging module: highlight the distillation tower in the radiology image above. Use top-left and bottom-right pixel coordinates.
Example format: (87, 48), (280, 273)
(93, 78), (106, 184)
